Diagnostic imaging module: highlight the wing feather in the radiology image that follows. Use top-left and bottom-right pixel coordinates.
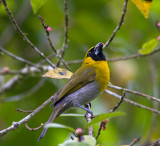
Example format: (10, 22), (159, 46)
(53, 66), (96, 105)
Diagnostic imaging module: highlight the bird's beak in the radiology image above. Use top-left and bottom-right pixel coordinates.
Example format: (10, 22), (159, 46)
(94, 42), (104, 55)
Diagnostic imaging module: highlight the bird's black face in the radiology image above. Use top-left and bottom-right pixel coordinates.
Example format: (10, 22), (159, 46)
(87, 42), (106, 61)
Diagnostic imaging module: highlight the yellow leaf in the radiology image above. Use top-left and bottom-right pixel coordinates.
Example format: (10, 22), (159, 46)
(131, 0), (152, 18)
(43, 68), (73, 79)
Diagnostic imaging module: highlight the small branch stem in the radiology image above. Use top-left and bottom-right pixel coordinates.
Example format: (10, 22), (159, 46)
(105, 90), (160, 114)
(24, 122), (43, 131)
(0, 93), (57, 136)
(2, 0), (56, 68)
(108, 84), (160, 103)
(38, 15), (70, 71)
(103, 0), (129, 48)
(128, 137), (141, 146)
(16, 108), (33, 113)
(96, 92), (125, 139)
(0, 47), (40, 68)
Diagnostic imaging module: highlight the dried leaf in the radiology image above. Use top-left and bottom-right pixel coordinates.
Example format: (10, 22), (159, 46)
(43, 68), (73, 79)
(131, 0), (152, 18)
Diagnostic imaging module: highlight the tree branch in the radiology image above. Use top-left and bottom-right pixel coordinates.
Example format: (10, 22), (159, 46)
(0, 75), (22, 95)
(96, 92), (125, 139)
(2, 78), (46, 102)
(16, 108), (33, 113)
(103, 0), (129, 48)
(38, 15), (70, 71)
(0, 66), (50, 95)
(108, 84), (160, 103)
(150, 138), (160, 146)
(105, 90), (160, 114)
(107, 47), (160, 62)
(128, 137), (141, 146)
(0, 93), (57, 136)
(2, 0), (56, 69)
(24, 122), (43, 131)
(0, 47), (41, 68)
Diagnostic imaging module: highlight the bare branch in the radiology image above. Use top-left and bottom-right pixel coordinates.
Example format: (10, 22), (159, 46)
(60, 0), (69, 58)
(0, 66), (50, 95)
(128, 137), (141, 146)
(38, 15), (70, 71)
(150, 138), (160, 146)
(2, 0), (56, 68)
(108, 84), (160, 103)
(0, 47), (40, 68)
(96, 92), (125, 139)
(0, 93), (56, 136)
(2, 79), (45, 102)
(0, 1), (31, 47)
(109, 92), (125, 113)
(103, 0), (129, 48)
(105, 90), (160, 114)
(16, 108), (33, 113)
(60, 46), (160, 65)
(24, 122), (43, 131)
(0, 75), (22, 95)
(107, 47), (160, 62)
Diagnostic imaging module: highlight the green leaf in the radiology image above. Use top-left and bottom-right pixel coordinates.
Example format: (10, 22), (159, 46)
(138, 39), (158, 55)
(30, 0), (48, 14)
(59, 135), (96, 146)
(59, 140), (90, 146)
(85, 112), (125, 128)
(45, 123), (75, 132)
(60, 114), (84, 117)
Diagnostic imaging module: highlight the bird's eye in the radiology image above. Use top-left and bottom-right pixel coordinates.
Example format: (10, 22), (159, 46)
(88, 51), (91, 55)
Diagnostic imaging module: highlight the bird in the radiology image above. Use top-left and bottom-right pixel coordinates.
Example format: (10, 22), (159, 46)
(38, 42), (110, 141)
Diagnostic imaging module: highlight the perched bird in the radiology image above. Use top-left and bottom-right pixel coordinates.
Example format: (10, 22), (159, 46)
(38, 42), (110, 141)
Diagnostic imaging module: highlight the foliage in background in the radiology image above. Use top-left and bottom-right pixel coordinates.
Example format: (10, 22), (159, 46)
(0, 0), (160, 146)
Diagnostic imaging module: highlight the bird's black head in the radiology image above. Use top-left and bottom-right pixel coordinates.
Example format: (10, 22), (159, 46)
(87, 42), (106, 61)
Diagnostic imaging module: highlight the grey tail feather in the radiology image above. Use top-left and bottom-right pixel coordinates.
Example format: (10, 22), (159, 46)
(38, 105), (63, 142)
(38, 109), (57, 142)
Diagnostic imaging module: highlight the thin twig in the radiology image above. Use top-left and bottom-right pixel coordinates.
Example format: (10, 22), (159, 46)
(24, 122), (43, 131)
(2, 79), (46, 102)
(150, 138), (160, 146)
(38, 15), (70, 71)
(95, 122), (103, 140)
(0, 75), (22, 95)
(57, 0), (69, 66)
(16, 108), (33, 113)
(59, 46), (160, 65)
(103, 0), (129, 48)
(0, 66), (50, 95)
(0, 47), (40, 68)
(2, 0), (56, 69)
(128, 137), (141, 146)
(105, 90), (160, 114)
(107, 47), (160, 62)
(96, 92), (125, 139)
(0, 70), (23, 75)
(108, 84), (160, 103)
(109, 92), (125, 112)
(0, 93), (57, 136)
(0, 0), (31, 47)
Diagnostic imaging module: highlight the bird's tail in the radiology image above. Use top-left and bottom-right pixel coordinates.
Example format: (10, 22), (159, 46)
(38, 105), (63, 142)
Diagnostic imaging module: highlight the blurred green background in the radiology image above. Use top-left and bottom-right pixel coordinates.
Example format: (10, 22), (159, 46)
(0, 0), (160, 145)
